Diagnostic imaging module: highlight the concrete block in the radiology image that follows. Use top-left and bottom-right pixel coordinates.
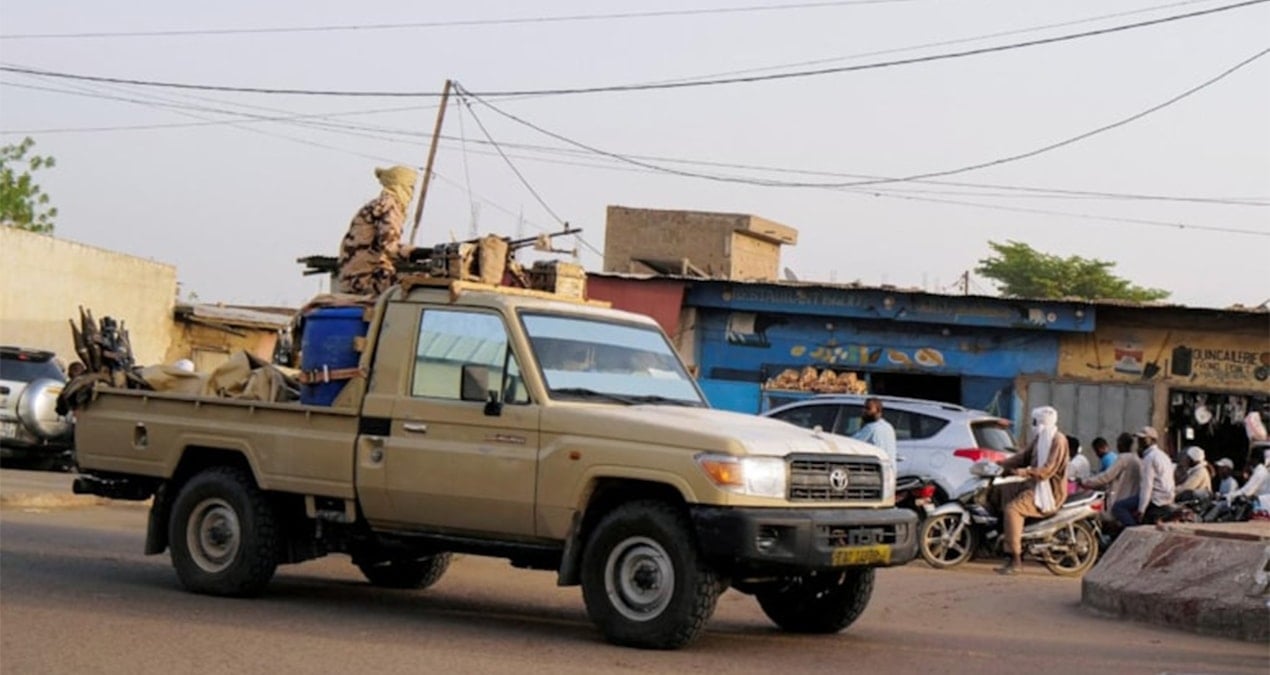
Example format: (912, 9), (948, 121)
(1082, 524), (1270, 643)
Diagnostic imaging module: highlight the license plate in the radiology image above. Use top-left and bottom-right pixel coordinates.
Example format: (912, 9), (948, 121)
(0, 421), (17, 439)
(831, 544), (891, 566)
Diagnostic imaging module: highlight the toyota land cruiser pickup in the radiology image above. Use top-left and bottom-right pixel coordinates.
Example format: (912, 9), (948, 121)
(72, 280), (916, 649)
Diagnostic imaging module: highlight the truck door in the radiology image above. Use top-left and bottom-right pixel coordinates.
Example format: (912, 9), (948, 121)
(381, 307), (540, 537)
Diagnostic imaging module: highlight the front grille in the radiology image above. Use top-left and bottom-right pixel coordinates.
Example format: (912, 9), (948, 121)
(788, 457), (884, 502)
(817, 523), (905, 548)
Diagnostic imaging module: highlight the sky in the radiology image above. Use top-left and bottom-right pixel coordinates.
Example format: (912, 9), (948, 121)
(1, 0), (1268, 310)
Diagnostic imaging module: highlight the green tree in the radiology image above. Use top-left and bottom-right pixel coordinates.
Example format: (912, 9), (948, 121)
(1, 137), (58, 233)
(976, 240), (1170, 302)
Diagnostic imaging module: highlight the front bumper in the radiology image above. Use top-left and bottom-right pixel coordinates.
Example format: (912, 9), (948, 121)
(690, 505), (918, 574)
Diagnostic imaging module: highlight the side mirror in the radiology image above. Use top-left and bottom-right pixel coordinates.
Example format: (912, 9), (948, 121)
(461, 365), (490, 403)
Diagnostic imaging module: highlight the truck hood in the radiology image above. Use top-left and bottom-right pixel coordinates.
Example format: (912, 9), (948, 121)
(541, 404), (888, 461)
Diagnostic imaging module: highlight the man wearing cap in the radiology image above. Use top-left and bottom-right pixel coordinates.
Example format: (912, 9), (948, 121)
(1214, 458), (1239, 495)
(336, 165), (419, 296)
(1082, 432), (1142, 530)
(1126, 426), (1174, 525)
(1174, 446), (1212, 499)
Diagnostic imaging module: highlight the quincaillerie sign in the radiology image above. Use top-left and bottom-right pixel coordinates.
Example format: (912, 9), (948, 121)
(1172, 346), (1270, 384)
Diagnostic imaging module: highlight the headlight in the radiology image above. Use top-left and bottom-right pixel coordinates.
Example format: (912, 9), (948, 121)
(696, 453), (786, 499)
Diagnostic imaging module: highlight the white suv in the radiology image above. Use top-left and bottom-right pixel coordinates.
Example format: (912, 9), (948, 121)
(764, 394), (1016, 500)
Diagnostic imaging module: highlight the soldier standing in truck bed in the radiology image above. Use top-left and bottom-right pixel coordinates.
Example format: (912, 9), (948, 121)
(336, 165), (419, 296)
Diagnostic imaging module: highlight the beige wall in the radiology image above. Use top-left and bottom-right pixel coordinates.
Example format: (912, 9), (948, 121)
(0, 228), (177, 366)
(728, 232), (781, 281)
(165, 322), (280, 371)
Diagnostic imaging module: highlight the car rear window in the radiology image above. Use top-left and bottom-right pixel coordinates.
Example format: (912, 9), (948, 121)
(972, 421), (1015, 452)
(0, 355), (64, 383)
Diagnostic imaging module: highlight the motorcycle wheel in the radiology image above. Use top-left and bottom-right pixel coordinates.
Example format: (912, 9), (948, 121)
(1042, 520), (1099, 577)
(918, 513), (977, 569)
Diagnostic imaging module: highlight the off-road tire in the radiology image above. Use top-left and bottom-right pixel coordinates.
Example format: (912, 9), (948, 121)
(756, 568), (875, 634)
(169, 466), (279, 597)
(358, 553), (452, 589)
(919, 512), (977, 569)
(1042, 520), (1099, 577)
(580, 500), (721, 650)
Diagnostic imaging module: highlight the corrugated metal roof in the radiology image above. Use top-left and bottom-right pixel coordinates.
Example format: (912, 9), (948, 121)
(587, 272), (1269, 316)
(175, 303), (295, 329)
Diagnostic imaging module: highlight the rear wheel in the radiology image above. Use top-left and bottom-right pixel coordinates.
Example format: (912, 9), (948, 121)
(357, 554), (452, 589)
(1042, 520), (1099, 577)
(169, 466), (278, 596)
(919, 513), (977, 569)
(756, 568), (875, 633)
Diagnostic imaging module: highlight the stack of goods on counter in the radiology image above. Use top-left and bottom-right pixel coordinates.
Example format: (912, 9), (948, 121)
(764, 366), (868, 394)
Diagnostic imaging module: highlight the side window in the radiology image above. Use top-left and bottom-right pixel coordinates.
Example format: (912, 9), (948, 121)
(411, 309), (529, 404)
(911, 413), (950, 440)
(771, 404), (838, 432)
(835, 405), (865, 436)
(879, 410), (948, 441)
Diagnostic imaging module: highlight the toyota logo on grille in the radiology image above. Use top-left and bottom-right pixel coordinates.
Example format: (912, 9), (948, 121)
(829, 468), (849, 491)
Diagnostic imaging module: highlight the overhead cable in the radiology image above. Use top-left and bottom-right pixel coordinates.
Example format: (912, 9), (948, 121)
(1, 0), (1265, 97)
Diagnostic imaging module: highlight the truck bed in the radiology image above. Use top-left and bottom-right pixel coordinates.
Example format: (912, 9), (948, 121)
(74, 388), (360, 499)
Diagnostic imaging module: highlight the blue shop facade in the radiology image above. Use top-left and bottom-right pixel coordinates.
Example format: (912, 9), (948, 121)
(590, 275), (1097, 432)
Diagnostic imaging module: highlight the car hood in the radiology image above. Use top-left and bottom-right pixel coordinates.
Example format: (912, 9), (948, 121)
(542, 404), (888, 461)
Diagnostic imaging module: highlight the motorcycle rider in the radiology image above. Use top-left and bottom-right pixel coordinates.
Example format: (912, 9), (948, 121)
(1081, 432), (1142, 531)
(1117, 426), (1174, 525)
(1214, 458), (1239, 495)
(1226, 445), (1270, 506)
(1174, 446), (1212, 499)
(992, 406), (1069, 576)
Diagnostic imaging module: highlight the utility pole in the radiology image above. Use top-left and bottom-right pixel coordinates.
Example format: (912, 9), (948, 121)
(961, 270), (970, 296)
(409, 79), (452, 246)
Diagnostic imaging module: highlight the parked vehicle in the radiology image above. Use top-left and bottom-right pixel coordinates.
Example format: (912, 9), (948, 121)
(765, 395), (1015, 501)
(70, 282), (917, 650)
(918, 461), (1103, 576)
(0, 346), (72, 469)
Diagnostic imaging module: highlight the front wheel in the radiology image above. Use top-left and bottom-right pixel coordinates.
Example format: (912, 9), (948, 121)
(580, 501), (721, 650)
(919, 512), (977, 569)
(358, 554), (452, 589)
(756, 568), (875, 633)
(168, 466), (279, 596)
(1042, 520), (1099, 577)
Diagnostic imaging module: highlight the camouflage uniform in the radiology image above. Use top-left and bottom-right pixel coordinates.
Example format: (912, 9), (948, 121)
(336, 193), (412, 296)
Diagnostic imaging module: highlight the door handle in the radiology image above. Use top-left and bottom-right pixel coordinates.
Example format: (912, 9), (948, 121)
(402, 422), (428, 433)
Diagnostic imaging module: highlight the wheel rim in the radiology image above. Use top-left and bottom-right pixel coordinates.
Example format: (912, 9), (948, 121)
(186, 497), (241, 574)
(604, 536), (675, 622)
(923, 514), (972, 563)
(1046, 523), (1095, 572)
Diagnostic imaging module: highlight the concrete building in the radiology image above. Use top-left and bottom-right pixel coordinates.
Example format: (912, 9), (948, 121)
(603, 206), (797, 281)
(0, 228), (177, 365)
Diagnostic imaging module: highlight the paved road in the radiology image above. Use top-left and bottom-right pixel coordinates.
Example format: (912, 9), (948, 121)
(1, 472), (1266, 674)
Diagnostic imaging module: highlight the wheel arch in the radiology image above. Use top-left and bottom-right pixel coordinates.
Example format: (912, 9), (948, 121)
(146, 446), (261, 556)
(556, 477), (689, 587)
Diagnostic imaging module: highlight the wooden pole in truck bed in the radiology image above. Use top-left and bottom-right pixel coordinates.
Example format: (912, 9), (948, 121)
(409, 79), (452, 246)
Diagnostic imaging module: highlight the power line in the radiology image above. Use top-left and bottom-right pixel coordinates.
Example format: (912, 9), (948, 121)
(456, 45), (1270, 190)
(851, 189), (1270, 236)
(635, 0), (1222, 86)
(454, 88), (568, 227)
(0, 1), (920, 40)
(6, 74), (1266, 207)
(2, 0), (1265, 98)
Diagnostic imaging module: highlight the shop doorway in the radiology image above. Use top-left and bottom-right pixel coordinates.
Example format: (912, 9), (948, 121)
(1167, 389), (1269, 471)
(869, 372), (961, 405)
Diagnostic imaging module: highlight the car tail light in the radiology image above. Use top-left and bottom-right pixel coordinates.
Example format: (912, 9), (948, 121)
(1091, 501), (1103, 512)
(915, 485), (937, 500)
(954, 448), (1008, 463)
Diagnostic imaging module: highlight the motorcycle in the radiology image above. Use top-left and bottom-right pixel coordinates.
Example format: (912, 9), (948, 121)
(918, 461), (1104, 577)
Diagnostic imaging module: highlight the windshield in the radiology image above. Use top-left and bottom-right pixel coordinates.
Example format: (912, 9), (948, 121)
(520, 313), (704, 406)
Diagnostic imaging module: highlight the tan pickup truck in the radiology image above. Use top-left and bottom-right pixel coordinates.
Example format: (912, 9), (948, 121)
(72, 281), (916, 649)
